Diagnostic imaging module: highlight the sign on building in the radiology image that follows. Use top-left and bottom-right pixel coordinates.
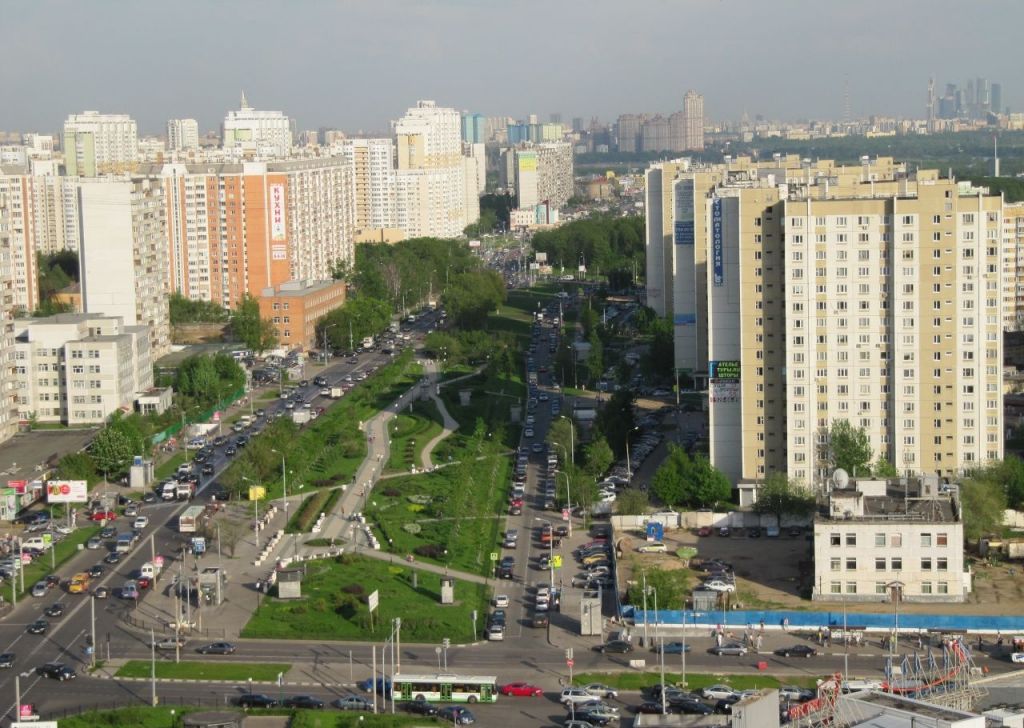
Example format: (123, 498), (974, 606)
(46, 479), (88, 503)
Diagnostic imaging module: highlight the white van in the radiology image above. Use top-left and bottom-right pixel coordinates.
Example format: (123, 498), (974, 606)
(21, 537), (49, 551)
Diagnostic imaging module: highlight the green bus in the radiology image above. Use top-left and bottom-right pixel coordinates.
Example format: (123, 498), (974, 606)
(393, 673), (498, 703)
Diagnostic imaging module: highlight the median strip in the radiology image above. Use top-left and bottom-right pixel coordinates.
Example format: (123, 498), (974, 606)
(115, 660), (290, 682)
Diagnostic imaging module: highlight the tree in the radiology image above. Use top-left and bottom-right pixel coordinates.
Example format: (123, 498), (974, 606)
(54, 452), (98, 486)
(642, 317), (674, 379)
(442, 270), (506, 329)
(990, 456), (1024, 510)
(754, 472), (815, 526)
(91, 416), (147, 478)
(546, 417), (577, 467)
(959, 476), (1007, 541)
(463, 209), (498, 238)
(583, 437), (614, 479)
(169, 293), (229, 324)
(218, 519), (246, 558)
(595, 389), (636, 457)
(624, 567), (689, 610)
(615, 489), (650, 516)
(232, 294), (278, 353)
(828, 420), (874, 476)
(651, 444), (731, 509)
(872, 457), (899, 479)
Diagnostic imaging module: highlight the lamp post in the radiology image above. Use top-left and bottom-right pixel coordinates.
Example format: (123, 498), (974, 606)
(322, 323), (337, 362)
(241, 476), (258, 524)
(624, 426), (640, 480)
(887, 579), (904, 662)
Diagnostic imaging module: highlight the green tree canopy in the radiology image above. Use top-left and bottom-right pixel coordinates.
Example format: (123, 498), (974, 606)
(91, 414), (147, 477)
(442, 269), (506, 329)
(317, 297), (392, 352)
(595, 389), (636, 457)
(959, 475), (1008, 541)
(232, 294), (278, 353)
(651, 444), (731, 509)
(828, 419), (874, 476)
(753, 472), (815, 526)
(583, 436), (614, 479)
(546, 416), (577, 468)
(169, 293), (229, 324)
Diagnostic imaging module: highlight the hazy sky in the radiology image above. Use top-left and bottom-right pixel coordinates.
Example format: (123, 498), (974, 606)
(3, 0), (1021, 136)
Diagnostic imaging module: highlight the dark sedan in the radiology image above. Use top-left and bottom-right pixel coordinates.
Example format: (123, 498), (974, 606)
(404, 700), (440, 715)
(195, 642), (236, 655)
(595, 639), (633, 654)
(237, 693), (277, 708)
(652, 641), (691, 654)
(775, 644), (818, 658)
(283, 695), (324, 709)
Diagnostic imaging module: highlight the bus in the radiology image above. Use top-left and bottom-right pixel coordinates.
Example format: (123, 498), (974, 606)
(391, 673), (497, 704)
(178, 505), (206, 533)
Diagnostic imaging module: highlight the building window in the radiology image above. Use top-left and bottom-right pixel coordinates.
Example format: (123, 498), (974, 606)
(937, 557), (948, 571)
(830, 582), (842, 594)
(830, 533), (841, 546)
(921, 533), (932, 547)
(846, 533), (856, 546)
(890, 534), (902, 547)
(936, 533), (948, 546)
(875, 558), (886, 571)
(937, 582), (949, 594)
(846, 558), (857, 570)
(831, 557), (841, 572)
(921, 558), (932, 571)
(921, 582), (933, 594)
(875, 533), (885, 547)
(846, 582), (857, 594)
(875, 582), (887, 594)
(891, 557), (902, 571)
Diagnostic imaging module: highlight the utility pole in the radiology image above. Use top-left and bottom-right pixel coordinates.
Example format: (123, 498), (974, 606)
(150, 628), (157, 706)
(90, 596), (97, 668)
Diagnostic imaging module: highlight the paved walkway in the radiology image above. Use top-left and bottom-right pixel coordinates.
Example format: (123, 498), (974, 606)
(419, 359), (460, 471)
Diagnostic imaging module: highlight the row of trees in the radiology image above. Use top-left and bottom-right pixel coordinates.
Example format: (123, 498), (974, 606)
(316, 297), (392, 353)
(530, 216), (644, 281)
(170, 292), (230, 324)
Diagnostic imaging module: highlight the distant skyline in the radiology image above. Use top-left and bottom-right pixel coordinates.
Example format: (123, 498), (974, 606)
(3, 0), (1021, 136)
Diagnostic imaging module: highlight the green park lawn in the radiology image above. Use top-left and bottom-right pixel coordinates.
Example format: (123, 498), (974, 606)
(116, 660), (290, 682)
(384, 399), (445, 474)
(241, 554), (488, 643)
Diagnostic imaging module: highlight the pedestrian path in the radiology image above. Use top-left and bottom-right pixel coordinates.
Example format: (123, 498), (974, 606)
(419, 359), (460, 471)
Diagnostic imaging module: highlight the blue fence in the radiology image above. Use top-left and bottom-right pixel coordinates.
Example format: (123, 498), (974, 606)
(624, 605), (1024, 634)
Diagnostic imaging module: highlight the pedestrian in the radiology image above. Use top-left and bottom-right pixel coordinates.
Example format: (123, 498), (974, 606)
(783, 617), (790, 632)
(716, 632), (723, 647)
(759, 618), (765, 633)
(817, 627), (823, 645)
(756, 634), (763, 651)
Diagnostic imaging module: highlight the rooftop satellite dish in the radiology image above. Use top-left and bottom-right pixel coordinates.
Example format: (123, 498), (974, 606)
(833, 469), (850, 489)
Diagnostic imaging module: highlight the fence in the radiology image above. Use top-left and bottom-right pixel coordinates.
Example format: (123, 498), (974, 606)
(123, 611), (227, 640)
(151, 387), (246, 445)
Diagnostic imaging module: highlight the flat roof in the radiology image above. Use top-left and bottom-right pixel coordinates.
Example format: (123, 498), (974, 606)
(847, 690), (977, 720)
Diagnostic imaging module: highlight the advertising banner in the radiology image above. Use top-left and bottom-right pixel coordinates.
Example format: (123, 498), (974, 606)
(270, 184), (286, 241)
(46, 479), (88, 503)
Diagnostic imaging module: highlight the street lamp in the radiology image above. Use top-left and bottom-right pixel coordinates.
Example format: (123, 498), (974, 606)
(322, 323), (338, 362)
(241, 476), (259, 523)
(624, 426), (640, 480)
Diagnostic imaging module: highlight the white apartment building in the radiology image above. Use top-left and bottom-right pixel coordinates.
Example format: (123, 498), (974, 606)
(222, 93), (292, 159)
(12, 313), (152, 426)
(394, 100), (478, 239)
(342, 138), (397, 232)
(78, 178), (170, 358)
(812, 477), (968, 603)
(0, 207), (19, 444)
(1002, 201), (1024, 332)
(681, 90), (705, 152)
(0, 168), (41, 312)
(506, 142), (575, 211)
(62, 111), (138, 177)
(166, 119), (200, 152)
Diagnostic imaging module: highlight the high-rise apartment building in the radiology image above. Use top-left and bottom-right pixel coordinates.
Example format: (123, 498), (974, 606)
(78, 178), (170, 358)
(222, 93), (292, 158)
(506, 142), (574, 211)
(149, 157), (354, 310)
(1003, 202), (1024, 332)
(394, 100), (478, 239)
(640, 116), (670, 153)
(649, 155), (1004, 486)
(681, 90), (704, 151)
(616, 114), (642, 153)
(461, 113), (486, 144)
(11, 313), (152, 426)
(166, 119), (200, 151)
(0, 205), (19, 444)
(0, 168), (41, 312)
(343, 138), (397, 233)
(62, 111), (139, 177)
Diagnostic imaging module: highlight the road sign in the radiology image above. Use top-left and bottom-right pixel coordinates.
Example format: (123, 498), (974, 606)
(552, 555), (563, 569)
(566, 659), (574, 667)
(490, 552), (498, 561)
(368, 590), (379, 613)
(443, 638), (450, 648)
(565, 648), (573, 660)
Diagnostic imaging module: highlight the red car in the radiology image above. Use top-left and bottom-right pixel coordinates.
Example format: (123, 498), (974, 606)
(500, 682), (543, 697)
(136, 576), (152, 590)
(697, 526), (712, 537)
(90, 510), (116, 522)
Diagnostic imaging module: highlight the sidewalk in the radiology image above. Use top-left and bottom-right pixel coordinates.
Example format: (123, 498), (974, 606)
(419, 359), (459, 470)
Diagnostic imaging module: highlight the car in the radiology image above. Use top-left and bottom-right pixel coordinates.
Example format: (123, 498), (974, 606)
(531, 612), (549, 628)
(90, 510), (116, 522)
(501, 682), (543, 697)
(92, 586), (109, 599)
(765, 525), (781, 538)
(195, 642), (236, 655)
(154, 637), (186, 651)
(561, 688), (598, 705)
(283, 695), (325, 709)
(0, 653), (14, 668)
(718, 526), (731, 537)
(701, 684), (739, 701)
(31, 581), (48, 598)
(44, 574), (60, 589)
(27, 619), (48, 635)
(674, 699), (713, 715)
(573, 710), (612, 726)
(100, 526), (116, 539)
(334, 695), (374, 711)
(36, 662), (76, 681)
(524, 428), (534, 438)
(224, 445), (237, 456)
(44, 603), (64, 618)
(497, 556), (515, 579)
(531, 443), (543, 453)
(775, 644), (818, 658)
(237, 693), (278, 708)
(486, 624), (504, 641)
(201, 463), (215, 475)
(142, 492), (158, 503)
(703, 579), (736, 592)
(596, 639), (633, 654)
(123, 503), (139, 517)
(133, 516), (149, 529)
(565, 721), (599, 728)
(1013, 652), (1024, 665)
(438, 706), (475, 724)
(747, 527), (761, 538)
(696, 525), (713, 537)
(86, 536), (102, 550)
(583, 684), (618, 699)
(779, 685), (816, 702)
(653, 641), (691, 654)
(637, 541), (667, 553)
(493, 594), (510, 608)
(709, 642), (748, 656)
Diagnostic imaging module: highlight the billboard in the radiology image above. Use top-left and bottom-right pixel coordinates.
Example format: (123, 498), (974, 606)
(674, 179), (694, 246)
(711, 197), (724, 286)
(708, 360), (741, 381)
(46, 479), (88, 503)
(270, 184), (286, 241)
(248, 486), (266, 502)
(271, 244), (287, 261)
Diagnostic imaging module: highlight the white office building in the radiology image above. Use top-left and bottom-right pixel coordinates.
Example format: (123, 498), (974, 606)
(62, 111), (138, 177)
(166, 119), (200, 152)
(222, 93), (292, 159)
(78, 178), (170, 358)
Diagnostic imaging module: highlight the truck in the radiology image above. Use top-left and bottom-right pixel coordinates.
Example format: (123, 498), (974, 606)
(292, 409), (311, 425)
(361, 335), (374, 350)
(175, 482), (195, 501)
(161, 481), (178, 501)
(329, 386), (344, 399)
(178, 505), (206, 534)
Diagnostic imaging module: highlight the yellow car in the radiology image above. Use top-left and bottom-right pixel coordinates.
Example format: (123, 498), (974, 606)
(67, 573), (91, 594)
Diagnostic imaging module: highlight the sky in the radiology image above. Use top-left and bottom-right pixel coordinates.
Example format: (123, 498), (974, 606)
(3, 0), (1021, 136)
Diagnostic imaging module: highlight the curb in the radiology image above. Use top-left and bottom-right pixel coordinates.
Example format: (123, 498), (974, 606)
(107, 675), (361, 687)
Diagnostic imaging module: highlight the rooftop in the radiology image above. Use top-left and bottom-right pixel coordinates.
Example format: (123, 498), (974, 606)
(845, 690), (980, 724)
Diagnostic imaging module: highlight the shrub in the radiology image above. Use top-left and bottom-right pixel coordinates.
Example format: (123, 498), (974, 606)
(414, 544), (445, 559)
(342, 584), (365, 595)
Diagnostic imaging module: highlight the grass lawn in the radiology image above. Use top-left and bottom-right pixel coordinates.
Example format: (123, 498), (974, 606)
(241, 554), (488, 643)
(18, 526), (100, 598)
(116, 660), (290, 682)
(572, 672), (821, 692)
(154, 452), (186, 480)
(55, 707), (199, 728)
(384, 399), (445, 474)
(433, 373), (524, 458)
(366, 435), (510, 577)
(291, 713), (437, 728)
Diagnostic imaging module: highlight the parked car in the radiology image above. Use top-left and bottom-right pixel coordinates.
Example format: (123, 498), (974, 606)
(701, 685), (739, 701)
(237, 694), (277, 708)
(717, 526), (731, 537)
(36, 662), (76, 681)
(195, 642), (236, 655)
(0, 653), (14, 668)
(652, 641), (691, 654)
(403, 700), (439, 715)
(333, 695), (373, 711)
(697, 526), (713, 537)
(708, 643), (747, 656)
(438, 706), (475, 724)
(779, 685), (816, 702)
(595, 639), (632, 654)
(637, 542), (667, 553)
(500, 682), (543, 697)
(703, 579), (736, 593)
(775, 644), (818, 658)
(583, 684), (618, 699)
(282, 695), (324, 709)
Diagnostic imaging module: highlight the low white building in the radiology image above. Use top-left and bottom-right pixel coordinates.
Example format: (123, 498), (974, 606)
(812, 476), (969, 603)
(12, 313), (153, 426)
